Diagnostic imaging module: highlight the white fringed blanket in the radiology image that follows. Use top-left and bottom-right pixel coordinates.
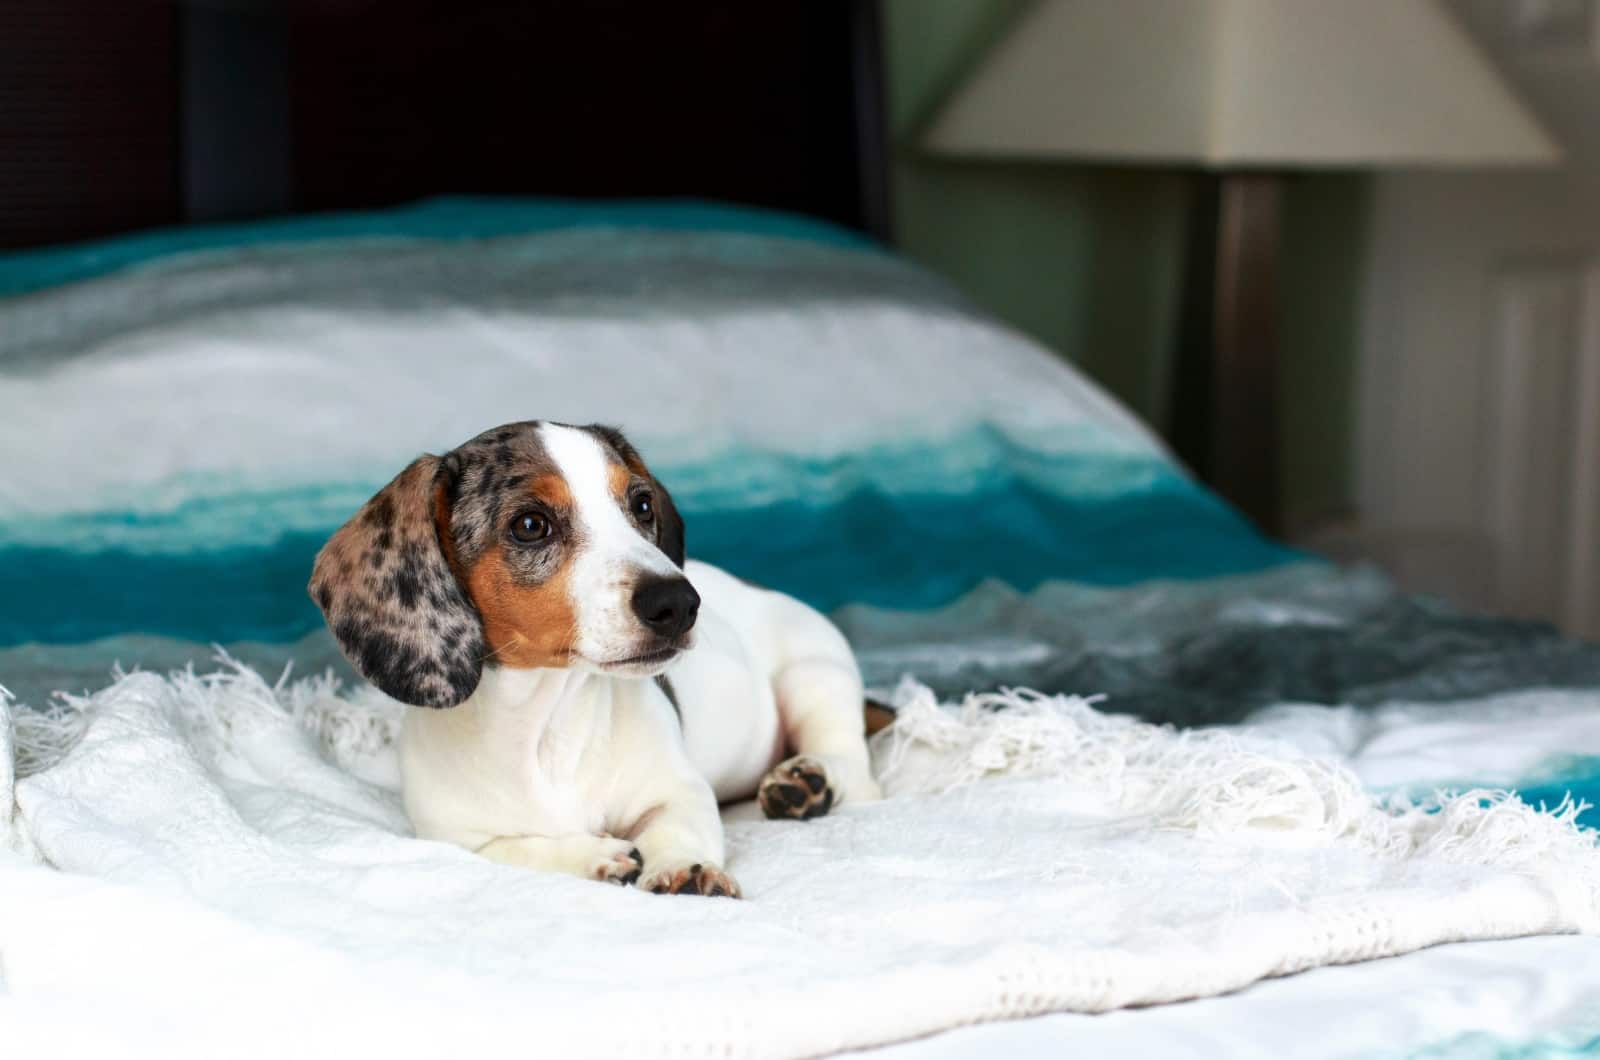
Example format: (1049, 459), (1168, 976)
(2, 662), (1597, 1059)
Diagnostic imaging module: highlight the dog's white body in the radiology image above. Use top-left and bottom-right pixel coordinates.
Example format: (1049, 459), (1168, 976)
(403, 561), (880, 876)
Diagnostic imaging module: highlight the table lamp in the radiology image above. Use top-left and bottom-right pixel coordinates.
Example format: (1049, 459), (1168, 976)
(924, 0), (1560, 534)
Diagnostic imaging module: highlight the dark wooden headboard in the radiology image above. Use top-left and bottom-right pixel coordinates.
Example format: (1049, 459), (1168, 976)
(0, 0), (889, 250)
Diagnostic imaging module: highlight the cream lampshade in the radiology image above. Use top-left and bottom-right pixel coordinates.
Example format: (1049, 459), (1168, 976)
(924, 0), (1561, 532)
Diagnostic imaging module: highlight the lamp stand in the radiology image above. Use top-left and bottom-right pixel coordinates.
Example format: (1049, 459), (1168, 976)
(1169, 171), (1284, 537)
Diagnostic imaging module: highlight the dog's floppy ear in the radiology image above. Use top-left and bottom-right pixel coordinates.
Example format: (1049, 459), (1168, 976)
(308, 455), (485, 708)
(587, 424), (686, 567)
(651, 470), (686, 568)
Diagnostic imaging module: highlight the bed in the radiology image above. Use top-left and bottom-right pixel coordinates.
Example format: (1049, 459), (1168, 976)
(3, 4), (1599, 1058)
(3, 195), (1599, 1058)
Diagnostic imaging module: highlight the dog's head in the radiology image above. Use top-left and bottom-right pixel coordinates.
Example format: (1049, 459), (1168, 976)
(309, 422), (693, 708)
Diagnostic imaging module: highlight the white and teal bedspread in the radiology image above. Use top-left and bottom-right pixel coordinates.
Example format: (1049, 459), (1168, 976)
(2, 199), (1598, 1057)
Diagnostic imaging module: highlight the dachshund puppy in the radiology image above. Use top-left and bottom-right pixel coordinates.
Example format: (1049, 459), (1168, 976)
(310, 422), (882, 897)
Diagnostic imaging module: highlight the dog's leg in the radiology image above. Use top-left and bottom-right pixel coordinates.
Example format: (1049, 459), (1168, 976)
(761, 657), (884, 821)
(629, 784), (741, 898)
(608, 697), (741, 898)
(476, 834), (643, 885)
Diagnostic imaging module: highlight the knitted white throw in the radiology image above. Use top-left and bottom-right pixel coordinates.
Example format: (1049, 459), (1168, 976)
(2, 661), (1597, 1059)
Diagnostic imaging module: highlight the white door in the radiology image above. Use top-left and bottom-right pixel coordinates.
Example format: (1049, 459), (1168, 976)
(1355, 0), (1600, 638)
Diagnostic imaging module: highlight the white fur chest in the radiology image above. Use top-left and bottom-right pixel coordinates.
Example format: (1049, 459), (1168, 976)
(400, 667), (644, 842)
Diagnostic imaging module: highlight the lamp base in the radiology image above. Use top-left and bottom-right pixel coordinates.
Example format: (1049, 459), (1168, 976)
(1169, 171), (1284, 537)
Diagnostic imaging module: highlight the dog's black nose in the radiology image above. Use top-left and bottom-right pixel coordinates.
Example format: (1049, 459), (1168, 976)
(631, 577), (700, 639)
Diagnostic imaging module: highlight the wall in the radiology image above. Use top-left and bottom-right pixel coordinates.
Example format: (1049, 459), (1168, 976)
(882, 0), (1367, 530)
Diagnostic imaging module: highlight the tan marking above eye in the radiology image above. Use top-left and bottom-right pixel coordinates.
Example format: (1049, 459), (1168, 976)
(465, 542), (578, 668)
(607, 462), (632, 503)
(529, 473), (573, 511)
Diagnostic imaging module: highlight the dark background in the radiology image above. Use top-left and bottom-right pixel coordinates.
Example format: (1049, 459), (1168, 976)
(0, 0), (889, 250)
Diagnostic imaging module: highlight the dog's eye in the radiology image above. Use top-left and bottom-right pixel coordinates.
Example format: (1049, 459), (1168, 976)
(509, 512), (552, 544)
(630, 490), (655, 525)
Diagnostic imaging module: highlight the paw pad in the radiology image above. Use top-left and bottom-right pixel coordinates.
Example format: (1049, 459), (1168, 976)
(759, 756), (836, 821)
(642, 862), (742, 898)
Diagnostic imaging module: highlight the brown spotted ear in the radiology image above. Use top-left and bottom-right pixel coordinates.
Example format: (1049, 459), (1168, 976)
(308, 455), (485, 708)
(586, 424), (686, 567)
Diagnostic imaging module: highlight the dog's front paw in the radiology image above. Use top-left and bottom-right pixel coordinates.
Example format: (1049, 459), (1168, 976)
(591, 839), (644, 885)
(640, 862), (742, 898)
(759, 755), (836, 821)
